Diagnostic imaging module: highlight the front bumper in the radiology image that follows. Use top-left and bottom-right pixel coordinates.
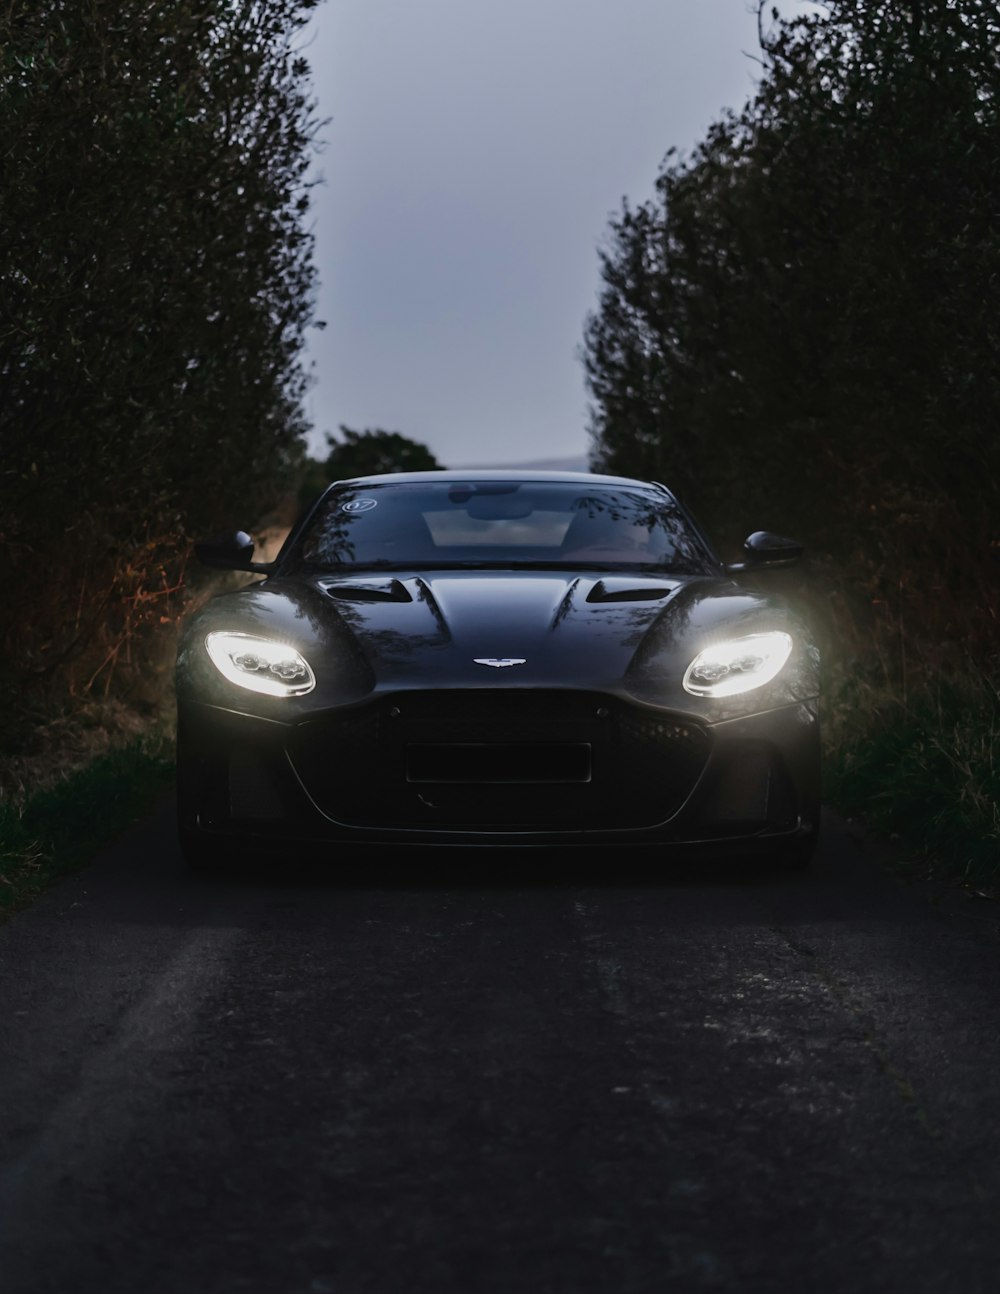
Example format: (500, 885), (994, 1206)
(176, 688), (820, 853)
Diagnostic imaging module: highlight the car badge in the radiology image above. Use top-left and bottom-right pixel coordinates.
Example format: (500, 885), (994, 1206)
(474, 658), (527, 668)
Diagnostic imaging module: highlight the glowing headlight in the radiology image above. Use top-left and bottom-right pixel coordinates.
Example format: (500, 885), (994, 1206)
(205, 632), (316, 697)
(683, 631), (792, 698)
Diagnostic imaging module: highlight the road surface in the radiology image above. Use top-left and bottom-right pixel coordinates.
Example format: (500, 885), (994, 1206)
(1, 799), (999, 1293)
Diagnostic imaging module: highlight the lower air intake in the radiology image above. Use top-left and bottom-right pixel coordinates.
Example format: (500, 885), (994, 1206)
(287, 690), (710, 832)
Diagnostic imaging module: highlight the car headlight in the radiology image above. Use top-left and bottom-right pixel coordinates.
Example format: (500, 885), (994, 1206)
(683, 631), (793, 698)
(205, 631), (316, 697)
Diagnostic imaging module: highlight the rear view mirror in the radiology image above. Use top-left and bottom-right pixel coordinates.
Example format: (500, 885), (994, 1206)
(465, 495), (534, 520)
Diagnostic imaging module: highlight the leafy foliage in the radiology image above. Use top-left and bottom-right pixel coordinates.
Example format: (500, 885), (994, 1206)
(0, 0), (321, 728)
(585, 0), (1000, 584)
(582, 0), (1000, 877)
(324, 426), (444, 479)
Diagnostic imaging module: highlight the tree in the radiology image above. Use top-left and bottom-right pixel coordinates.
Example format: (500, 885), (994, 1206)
(0, 0), (322, 719)
(582, 0), (1000, 646)
(323, 426), (443, 479)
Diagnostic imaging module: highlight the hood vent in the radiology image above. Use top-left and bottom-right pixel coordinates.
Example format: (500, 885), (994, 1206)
(320, 578), (413, 603)
(586, 578), (674, 604)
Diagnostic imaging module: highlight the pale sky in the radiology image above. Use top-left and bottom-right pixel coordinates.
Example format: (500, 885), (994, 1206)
(297, 1), (812, 469)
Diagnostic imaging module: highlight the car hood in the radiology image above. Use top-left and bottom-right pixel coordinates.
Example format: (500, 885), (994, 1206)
(179, 568), (818, 720)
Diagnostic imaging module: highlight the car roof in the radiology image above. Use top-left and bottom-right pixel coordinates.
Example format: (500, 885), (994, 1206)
(328, 469), (677, 497)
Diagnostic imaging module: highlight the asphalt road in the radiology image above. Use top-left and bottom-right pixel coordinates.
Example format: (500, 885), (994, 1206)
(1, 801), (999, 1294)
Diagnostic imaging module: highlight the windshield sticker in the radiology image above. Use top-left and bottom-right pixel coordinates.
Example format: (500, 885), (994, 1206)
(341, 498), (378, 514)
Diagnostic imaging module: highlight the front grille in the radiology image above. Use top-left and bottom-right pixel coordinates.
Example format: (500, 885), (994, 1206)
(406, 742), (592, 784)
(286, 690), (709, 832)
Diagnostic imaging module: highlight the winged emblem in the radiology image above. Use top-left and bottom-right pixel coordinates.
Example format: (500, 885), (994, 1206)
(474, 658), (527, 668)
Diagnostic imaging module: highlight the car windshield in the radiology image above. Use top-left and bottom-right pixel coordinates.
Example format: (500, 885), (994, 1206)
(289, 480), (716, 575)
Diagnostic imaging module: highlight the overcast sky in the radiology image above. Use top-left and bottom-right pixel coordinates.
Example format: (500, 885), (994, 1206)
(297, 1), (805, 469)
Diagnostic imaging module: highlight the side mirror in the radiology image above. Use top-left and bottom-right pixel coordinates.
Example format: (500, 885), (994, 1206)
(726, 530), (803, 573)
(194, 531), (274, 573)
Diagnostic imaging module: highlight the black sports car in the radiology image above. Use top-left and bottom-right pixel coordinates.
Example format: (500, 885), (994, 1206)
(175, 471), (820, 869)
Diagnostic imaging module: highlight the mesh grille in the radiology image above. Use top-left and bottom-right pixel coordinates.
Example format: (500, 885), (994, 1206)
(287, 690), (709, 832)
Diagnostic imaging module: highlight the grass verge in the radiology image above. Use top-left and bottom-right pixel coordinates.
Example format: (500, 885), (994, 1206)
(824, 665), (1000, 895)
(0, 732), (175, 921)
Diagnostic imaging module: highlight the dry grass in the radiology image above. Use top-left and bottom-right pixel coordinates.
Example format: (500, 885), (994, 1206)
(0, 659), (179, 921)
(0, 721), (175, 919)
(0, 509), (295, 920)
(0, 697), (173, 806)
